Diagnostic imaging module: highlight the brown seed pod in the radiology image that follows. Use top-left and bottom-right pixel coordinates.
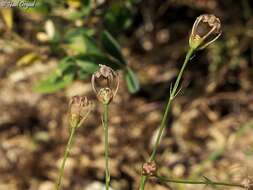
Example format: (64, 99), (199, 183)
(189, 14), (221, 50)
(91, 65), (119, 104)
(69, 96), (93, 127)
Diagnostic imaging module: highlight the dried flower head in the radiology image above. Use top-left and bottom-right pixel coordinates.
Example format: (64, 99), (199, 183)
(142, 161), (157, 177)
(91, 65), (119, 104)
(69, 96), (93, 128)
(189, 14), (221, 50)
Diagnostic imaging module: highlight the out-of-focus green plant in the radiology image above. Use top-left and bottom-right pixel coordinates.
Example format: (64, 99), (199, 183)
(34, 30), (139, 94)
(31, 0), (139, 94)
(104, 2), (134, 34)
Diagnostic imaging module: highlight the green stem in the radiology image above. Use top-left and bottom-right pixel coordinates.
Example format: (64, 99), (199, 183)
(55, 126), (76, 190)
(139, 48), (194, 190)
(156, 175), (245, 189)
(103, 103), (110, 190)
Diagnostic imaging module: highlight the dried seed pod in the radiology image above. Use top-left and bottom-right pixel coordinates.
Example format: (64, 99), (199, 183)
(69, 96), (92, 128)
(142, 161), (157, 177)
(189, 14), (221, 50)
(91, 65), (119, 104)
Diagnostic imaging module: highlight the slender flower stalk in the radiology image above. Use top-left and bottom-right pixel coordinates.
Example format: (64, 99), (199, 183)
(55, 125), (76, 190)
(55, 96), (92, 190)
(155, 175), (245, 189)
(103, 103), (110, 190)
(139, 14), (222, 190)
(91, 65), (119, 190)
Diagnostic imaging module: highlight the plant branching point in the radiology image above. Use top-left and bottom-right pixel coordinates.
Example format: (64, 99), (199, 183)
(139, 14), (222, 190)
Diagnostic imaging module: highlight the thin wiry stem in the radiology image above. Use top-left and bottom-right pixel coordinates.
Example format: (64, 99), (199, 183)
(103, 103), (110, 190)
(156, 175), (245, 189)
(55, 126), (77, 190)
(139, 48), (194, 190)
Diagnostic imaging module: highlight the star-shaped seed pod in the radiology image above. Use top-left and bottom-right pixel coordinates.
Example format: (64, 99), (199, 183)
(69, 96), (93, 128)
(91, 65), (119, 104)
(189, 14), (221, 50)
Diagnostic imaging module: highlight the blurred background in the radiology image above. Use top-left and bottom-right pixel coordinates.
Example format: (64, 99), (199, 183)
(1, 0), (253, 189)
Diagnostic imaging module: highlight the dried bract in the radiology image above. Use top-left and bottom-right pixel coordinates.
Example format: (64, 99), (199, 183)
(245, 178), (253, 190)
(142, 161), (157, 177)
(91, 65), (119, 104)
(69, 96), (92, 127)
(189, 14), (221, 50)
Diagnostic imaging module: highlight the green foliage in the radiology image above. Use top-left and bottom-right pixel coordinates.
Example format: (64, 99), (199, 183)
(35, 29), (140, 94)
(65, 29), (100, 54)
(124, 67), (140, 93)
(67, 0), (92, 20)
(33, 0), (140, 94)
(101, 31), (127, 65)
(33, 73), (75, 93)
(104, 3), (134, 34)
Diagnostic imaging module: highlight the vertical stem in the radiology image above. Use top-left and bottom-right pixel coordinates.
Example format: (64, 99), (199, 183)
(56, 126), (76, 190)
(103, 103), (110, 190)
(139, 48), (194, 190)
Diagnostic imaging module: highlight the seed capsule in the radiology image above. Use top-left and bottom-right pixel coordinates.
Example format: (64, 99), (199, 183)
(189, 14), (221, 50)
(91, 65), (119, 104)
(69, 96), (92, 128)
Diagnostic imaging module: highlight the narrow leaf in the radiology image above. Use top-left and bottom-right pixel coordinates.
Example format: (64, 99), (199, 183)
(17, 52), (41, 66)
(75, 54), (122, 72)
(124, 67), (139, 93)
(101, 31), (126, 65)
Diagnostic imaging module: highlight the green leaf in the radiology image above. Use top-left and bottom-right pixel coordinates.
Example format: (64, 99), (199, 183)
(75, 57), (99, 74)
(77, 70), (90, 80)
(56, 56), (77, 76)
(66, 0), (92, 20)
(33, 73), (74, 94)
(101, 31), (126, 65)
(104, 4), (133, 34)
(124, 67), (139, 93)
(65, 29), (100, 54)
(75, 54), (122, 73)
